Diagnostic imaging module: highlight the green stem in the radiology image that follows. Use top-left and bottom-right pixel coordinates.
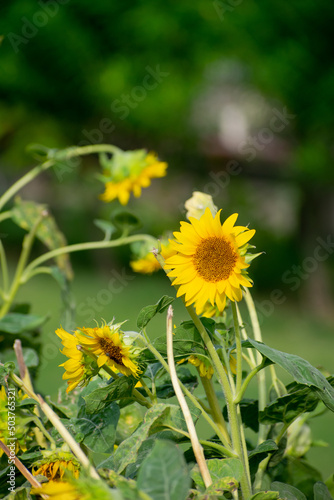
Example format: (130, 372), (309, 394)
(0, 144), (122, 212)
(10, 372), (100, 480)
(0, 211), (13, 223)
(22, 234), (157, 281)
(31, 416), (56, 447)
(244, 289), (268, 445)
(234, 359), (267, 404)
(200, 374), (231, 446)
(141, 336), (235, 456)
(164, 425), (232, 457)
(0, 213), (45, 319)
(138, 378), (156, 403)
(0, 239), (9, 296)
(231, 302), (243, 396)
(186, 304), (252, 498)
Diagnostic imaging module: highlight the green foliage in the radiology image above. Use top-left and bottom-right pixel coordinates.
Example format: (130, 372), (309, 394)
(137, 440), (190, 500)
(137, 295), (175, 330)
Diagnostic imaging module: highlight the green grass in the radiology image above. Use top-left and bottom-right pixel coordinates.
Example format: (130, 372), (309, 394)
(13, 267), (334, 479)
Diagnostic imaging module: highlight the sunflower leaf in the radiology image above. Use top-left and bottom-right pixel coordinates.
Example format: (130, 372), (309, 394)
(242, 339), (334, 412)
(83, 377), (136, 414)
(137, 440), (191, 500)
(270, 481), (307, 500)
(137, 295), (175, 329)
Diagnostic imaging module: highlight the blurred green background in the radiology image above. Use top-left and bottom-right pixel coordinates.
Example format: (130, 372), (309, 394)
(1, 0), (334, 478)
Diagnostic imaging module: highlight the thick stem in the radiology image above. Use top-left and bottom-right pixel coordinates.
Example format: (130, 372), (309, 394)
(231, 302), (243, 396)
(0, 239), (9, 296)
(200, 375), (231, 446)
(166, 305), (212, 488)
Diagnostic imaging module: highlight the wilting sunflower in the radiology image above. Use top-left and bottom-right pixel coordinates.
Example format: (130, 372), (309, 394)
(164, 208), (255, 314)
(99, 149), (167, 205)
(32, 450), (80, 480)
(56, 328), (96, 393)
(75, 323), (141, 378)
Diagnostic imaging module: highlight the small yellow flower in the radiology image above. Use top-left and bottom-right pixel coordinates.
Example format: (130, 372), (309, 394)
(75, 322), (141, 378)
(32, 450), (80, 480)
(56, 328), (95, 393)
(99, 149), (167, 205)
(164, 208), (255, 314)
(130, 242), (175, 274)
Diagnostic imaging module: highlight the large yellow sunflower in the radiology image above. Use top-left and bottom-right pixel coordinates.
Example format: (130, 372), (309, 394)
(99, 150), (167, 205)
(75, 323), (141, 378)
(164, 208), (255, 314)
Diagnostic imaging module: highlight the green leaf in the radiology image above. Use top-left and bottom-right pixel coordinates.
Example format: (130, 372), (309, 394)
(98, 403), (175, 473)
(137, 440), (190, 500)
(0, 313), (48, 334)
(314, 482), (333, 500)
(59, 403), (120, 454)
(271, 481), (307, 500)
(104, 469), (149, 500)
(137, 296), (175, 330)
(248, 440), (279, 481)
(249, 493), (279, 500)
(149, 403), (201, 441)
(0, 362), (15, 384)
(3, 486), (31, 500)
(83, 377), (136, 414)
(111, 209), (142, 233)
(154, 367), (198, 399)
(259, 383), (320, 425)
(243, 339), (334, 412)
(12, 198), (73, 280)
(191, 458), (243, 491)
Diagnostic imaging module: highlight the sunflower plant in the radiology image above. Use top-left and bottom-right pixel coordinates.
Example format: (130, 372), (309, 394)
(0, 143), (333, 500)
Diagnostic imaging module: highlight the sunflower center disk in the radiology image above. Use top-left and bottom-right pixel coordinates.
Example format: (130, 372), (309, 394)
(193, 236), (237, 283)
(99, 338), (124, 365)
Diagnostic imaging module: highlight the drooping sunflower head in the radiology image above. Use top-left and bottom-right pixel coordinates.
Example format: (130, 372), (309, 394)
(75, 322), (142, 378)
(31, 477), (113, 500)
(32, 450), (80, 481)
(56, 328), (97, 393)
(164, 208), (255, 315)
(99, 149), (167, 205)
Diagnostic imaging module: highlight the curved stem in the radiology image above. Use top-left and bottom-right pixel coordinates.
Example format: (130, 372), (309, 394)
(234, 359), (267, 404)
(0, 144), (122, 211)
(22, 234), (157, 280)
(0, 211), (13, 223)
(164, 425), (232, 457)
(0, 213), (45, 319)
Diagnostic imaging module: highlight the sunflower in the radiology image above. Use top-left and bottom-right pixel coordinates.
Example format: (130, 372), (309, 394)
(32, 450), (80, 480)
(164, 208), (255, 314)
(99, 149), (167, 205)
(31, 481), (81, 500)
(75, 323), (141, 378)
(188, 356), (214, 379)
(56, 328), (96, 393)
